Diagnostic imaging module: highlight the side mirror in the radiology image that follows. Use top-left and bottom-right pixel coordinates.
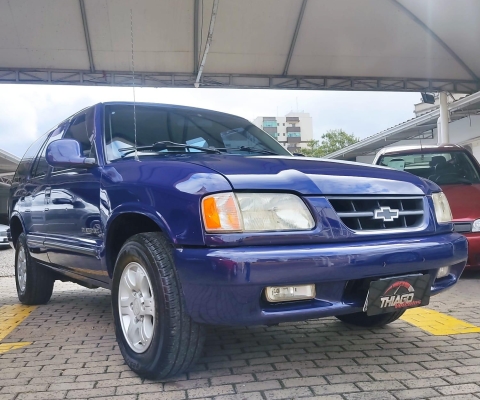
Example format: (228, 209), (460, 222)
(46, 139), (96, 169)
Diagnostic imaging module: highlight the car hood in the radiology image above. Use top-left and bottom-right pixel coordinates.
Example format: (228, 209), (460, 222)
(185, 155), (435, 195)
(441, 183), (480, 221)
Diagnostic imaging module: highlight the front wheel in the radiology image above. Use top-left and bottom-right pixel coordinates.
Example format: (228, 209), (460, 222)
(335, 309), (406, 327)
(15, 232), (55, 305)
(112, 232), (205, 379)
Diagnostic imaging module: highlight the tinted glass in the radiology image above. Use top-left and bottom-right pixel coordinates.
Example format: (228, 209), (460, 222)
(31, 126), (66, 179)
(63, 111), (94, 158)
(12, 133), (49, 183)
(51, 110), (96, 173)
(104, 105), (290, 161)
(378, 151), (480, 185)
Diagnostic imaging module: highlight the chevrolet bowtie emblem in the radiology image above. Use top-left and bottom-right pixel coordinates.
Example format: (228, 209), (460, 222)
(374, 206), (399, 222)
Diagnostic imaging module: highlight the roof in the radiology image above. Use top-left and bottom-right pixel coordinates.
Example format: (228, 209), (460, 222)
(324, 90), (480, 160)
(0, 0), (479, 92)
(0, 149), (20, 175)
(377, 144), (465, 156)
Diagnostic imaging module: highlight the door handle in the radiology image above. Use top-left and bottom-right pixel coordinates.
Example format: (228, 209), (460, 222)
(52, 198), (73, 205)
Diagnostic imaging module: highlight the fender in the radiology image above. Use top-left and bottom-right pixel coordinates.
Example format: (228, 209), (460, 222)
(105, 203), (175, 244)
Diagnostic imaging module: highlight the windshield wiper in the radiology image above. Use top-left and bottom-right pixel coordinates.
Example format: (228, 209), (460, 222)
(119, 141), (222, 157)
(215, 146), (278, 155)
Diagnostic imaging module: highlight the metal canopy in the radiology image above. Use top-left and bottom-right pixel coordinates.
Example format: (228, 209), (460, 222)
(0, 0), (479, 93)
(0, 149), (19, 177)
(324, 91), (480, 160)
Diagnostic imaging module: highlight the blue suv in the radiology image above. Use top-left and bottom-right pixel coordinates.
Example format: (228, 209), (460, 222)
(9, 102), (467, 379)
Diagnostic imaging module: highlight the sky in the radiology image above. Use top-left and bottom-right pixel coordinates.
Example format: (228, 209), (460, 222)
(0, 84), (420, 158)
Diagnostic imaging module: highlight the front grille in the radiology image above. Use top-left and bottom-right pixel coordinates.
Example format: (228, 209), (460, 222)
(327, 196), (424, 232)
(453, 222), (472, 233)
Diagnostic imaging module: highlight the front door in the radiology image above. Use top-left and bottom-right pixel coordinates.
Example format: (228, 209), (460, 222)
(23, 128), (64, 263)
(45, 168), (103, 280)
(44, 109), (105, 283)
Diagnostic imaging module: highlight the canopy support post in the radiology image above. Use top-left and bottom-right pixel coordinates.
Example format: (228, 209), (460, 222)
(438, 92), (450, 144)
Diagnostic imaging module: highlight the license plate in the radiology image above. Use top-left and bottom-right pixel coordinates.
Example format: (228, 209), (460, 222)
(363, 274), (431, 316)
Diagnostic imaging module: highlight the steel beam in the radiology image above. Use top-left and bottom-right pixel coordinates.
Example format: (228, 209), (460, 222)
(283, 0), (307, 76)
(79, 0), (95, 73)
(195, 0), (219, 88)
(0, 68), (479, 94)
(193, 0), (199, 74)
(392, 0), (479, 82)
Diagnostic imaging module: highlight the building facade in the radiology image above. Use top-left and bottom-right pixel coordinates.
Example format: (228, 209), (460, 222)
(253, 112), (313, 152)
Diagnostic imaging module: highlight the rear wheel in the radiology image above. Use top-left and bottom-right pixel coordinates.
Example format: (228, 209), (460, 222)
(15, 233), (55, 305)
(112, 232), (205, 379)
(335, 309), (406, 327)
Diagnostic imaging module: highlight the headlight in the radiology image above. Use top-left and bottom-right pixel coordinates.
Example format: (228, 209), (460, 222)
(201, 192), (315, 233)
(472, 219), (480, 232)
(432, 192), (452, 224)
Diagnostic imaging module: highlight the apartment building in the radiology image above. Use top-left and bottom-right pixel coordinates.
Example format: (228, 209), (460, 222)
(253, 112), (313, 152)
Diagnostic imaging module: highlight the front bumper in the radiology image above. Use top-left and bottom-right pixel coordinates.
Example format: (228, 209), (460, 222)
(464, 232), (480, 268)
(174, 233), (468, 326)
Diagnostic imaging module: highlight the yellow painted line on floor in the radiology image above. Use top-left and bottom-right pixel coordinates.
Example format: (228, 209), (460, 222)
(0, 342), (32, 354)
(401, 307), (480, 335)
(0, 304), (36, 354)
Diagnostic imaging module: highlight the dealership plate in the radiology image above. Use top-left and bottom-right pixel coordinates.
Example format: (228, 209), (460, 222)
(363, 274), (431, 316)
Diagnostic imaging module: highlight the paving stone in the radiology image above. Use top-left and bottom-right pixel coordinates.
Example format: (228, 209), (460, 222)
(235, 380), (281, 393)
(391, 388), (440, 399)
(187, 385), (235, 398)
(281, 376), (327, 387)
(215, 394), (263, 400)
(264, 387), (313, 399)
(311, 383), (359, 396)
(401, 377), (449, 388)
(356, 380), (406, 391)
(436, 383), (480, 395)
(344, 391), (396, 400)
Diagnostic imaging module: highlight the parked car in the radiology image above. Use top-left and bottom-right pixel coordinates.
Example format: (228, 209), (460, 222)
(374, 144), (480, 269)
(0, 224), (9, 247)
(9, 103), (467, 379)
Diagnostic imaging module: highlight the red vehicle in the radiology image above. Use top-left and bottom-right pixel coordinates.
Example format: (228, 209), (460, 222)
(374, 145), (480, 269)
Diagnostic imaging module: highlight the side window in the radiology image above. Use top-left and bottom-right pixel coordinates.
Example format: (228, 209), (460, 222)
(31, 126), (65, 179)
(52, 109), (96, 173)
(63, 111), (95, 158)
(12, 133), (49, 184)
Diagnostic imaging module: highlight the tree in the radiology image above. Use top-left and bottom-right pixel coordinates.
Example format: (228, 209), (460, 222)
(299, 129), (359, 157)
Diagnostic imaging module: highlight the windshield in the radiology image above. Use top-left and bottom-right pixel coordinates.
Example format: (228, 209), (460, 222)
(104, 104), (290, 161)
(378, 151), (480, 185)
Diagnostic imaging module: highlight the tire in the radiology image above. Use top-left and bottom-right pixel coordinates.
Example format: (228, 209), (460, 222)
(335, 309), (406, 328)
(112, 232), (205, 380)
(15, 232), (55, 305)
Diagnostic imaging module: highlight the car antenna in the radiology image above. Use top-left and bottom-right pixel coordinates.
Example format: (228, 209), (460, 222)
(130, 8), (138, 161)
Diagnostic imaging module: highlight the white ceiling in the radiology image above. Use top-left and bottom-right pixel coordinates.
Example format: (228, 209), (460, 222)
(0, 0), (479, 92)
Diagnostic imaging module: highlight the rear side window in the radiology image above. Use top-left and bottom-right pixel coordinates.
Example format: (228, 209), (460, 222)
(13, 133), (49, 183)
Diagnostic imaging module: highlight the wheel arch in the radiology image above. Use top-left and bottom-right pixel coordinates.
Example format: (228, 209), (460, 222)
(9, 212), (25, 248)
(104, 207), (173, 278)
